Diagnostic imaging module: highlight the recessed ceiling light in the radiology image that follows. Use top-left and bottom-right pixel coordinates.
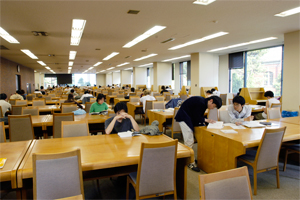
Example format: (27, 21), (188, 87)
(208, 37), (277, 52)
(69, 51), (77, 60)
(103, 52), (119, 60)
(117, 62), (130, 67)
(37, 61), (46, 66)
(88, 67), (93, 70)
(169, 32), (228, 50)
(68, 61), (74, 66)
(124, 67), (133, 70)
(21, 49), (38, 59)
(68, 67), (72, 70)
(107, 67), (115, 70)
(134, 54), (157, 61)
(275, 6), (300, 17)
(162, 55), (191, 62)
(34, 70), (37, 72)
(93, 62), (102, 66)
(138, 63), (152, 67)
(45, 66), (51, 70)
(100, 70), (106, 72)
(114, 70), (120, 72)
(123, 26), (166, 48)
(70, 19), (86, 46)
(193, 0), (216, 6)
(0, 27), (20, 43)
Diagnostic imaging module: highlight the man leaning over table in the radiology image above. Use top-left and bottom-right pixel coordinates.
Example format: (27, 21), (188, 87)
(175, 96), (222, 172)
(228, 96), (254, 125)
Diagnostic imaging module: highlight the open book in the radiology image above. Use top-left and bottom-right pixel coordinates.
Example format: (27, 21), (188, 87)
(242, 121), (265, 128)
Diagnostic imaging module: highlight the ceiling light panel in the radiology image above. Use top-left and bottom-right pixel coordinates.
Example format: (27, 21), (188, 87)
(123, 26), (166, 48)
(138, 63), (152, 67)
(37, 61), (46, 66)
(124, 67), (133, 70)
(193, 0), (216, 6)
(117, 62), (130, 67)
(70, 19), (86, 46)
(208, 37), (277, 52)
(45, 66), (51, 69)
(69, 51), (77, 60)
(21, 49), (38, 59)
(88, 67), (93, 70)
(162, 55), (191, 62)
(103, 52), (119, 60)
(169, 32), (228, 50)
(68, 61), (74, 66)
(275, 6), (300, 17)
(0, 27), (20, 43)
(134, 54), (157, 61)
(93, 62), (102, 66)
(68, 67), (72, 69)
(107, 67), (115, 70)
(100, 70), (106, 72)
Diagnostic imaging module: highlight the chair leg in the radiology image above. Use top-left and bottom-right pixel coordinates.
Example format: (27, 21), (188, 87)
(126, 176), (130, 200)
(283, 149), (289, 171)
(253, 169), (257, 195)
(276, 167), (280, 189)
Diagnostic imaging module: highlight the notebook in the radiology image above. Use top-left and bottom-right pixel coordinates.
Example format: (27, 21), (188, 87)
(242, 121), (265, 128)
(0, 158), (7, 169)
(207, 121), (224, 129)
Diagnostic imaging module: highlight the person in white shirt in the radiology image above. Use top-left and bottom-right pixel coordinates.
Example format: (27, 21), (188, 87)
(0, 93), (12, 116)
(10, 90), (24, 100)
(255, 91), (280, 120)
(79, 91), (94, 101)
(228, 96), (254, 125)
(206, 90), (213, 97)
(140, 90), (156, 113)
(211, 88), (220, 97)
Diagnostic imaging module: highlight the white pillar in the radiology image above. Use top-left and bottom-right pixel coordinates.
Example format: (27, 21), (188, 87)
(218, 54), (229, 93)
(153, 62), (172, 92)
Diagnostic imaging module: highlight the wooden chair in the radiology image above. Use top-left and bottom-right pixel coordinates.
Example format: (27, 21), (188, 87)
(0, 121), (6, 143)
(112, 92), (118, 95)
(155, 96), (164, 101)
(152, 101), (165, 109)
(32, 100), (46, 106)
(85, 102), (94, 113)
(15, 100), (28, 106)
(129, 96), (140, 102)
(45, 96), (52, 101)
(180, 94), (188, 101)
(53, 113), (74, 138)
(141, 100), (154, 125)
(61, 95), (68, 99)
(207, 108), (219, 121)
(129, 93), (136, 97)
(9, 99), (17, 105)
(117, 94), (124, 98)
(228, 99), (233, 104)
(283, 144), (300, 171)
(136, 92), (143, 97)
(126, 140), (178, 200)
(270, 103), (282, 111)
(26, 94), (34, 101)
(220, 94), (227, 105)
(199, 166), (252, 200)
(267, 107), (281, 119)
(48, 94), (56, 98)
(33, 149), (84, 200)
(22, 106), (39, 116)
(152, 92), (160, 97)
(238, 127), (286, 195)
(165, 107), (181, 138)
(12, 105), (26, 115)
(166, 94), (171, 101)
(8, 115), (34, 142)
(0, 105), (3, 118)
(61, 105), (78, 113)
(61, 121), (89, 138)
(219, 109), (231, 123)
(55, 194), (84, 200)
(90, 98), (96, 103)
(59, 99), (66, 105)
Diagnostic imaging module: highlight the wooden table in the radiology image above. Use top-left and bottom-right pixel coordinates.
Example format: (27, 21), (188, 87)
(148, 109), (174, 132)
(273, 116), (300, 125)
(114, 98), (129, 105)
(195, 120), (300, 173)
(106, 95), (116, 105)
(127, 102), (143, 118)
(17, 134), (193, 199)
(27, 100), (60, 105)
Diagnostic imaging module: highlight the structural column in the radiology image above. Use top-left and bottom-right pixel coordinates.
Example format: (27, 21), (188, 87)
(133, 67), (147, 88)
(120, 70), (132, 87)
(152, 62), (172, 92)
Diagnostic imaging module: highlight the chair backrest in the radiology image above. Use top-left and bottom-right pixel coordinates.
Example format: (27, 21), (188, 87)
(0, 121), (6, 143)
(199, 166), (252, 200)
(45, 96), (52, 101)
(117, 94), (124, 98)
(32, 149), (84, 200)
(219, 109), (231, 123)
(144, 100), (154, 118)
(9, 99), (17, 105)
(102, 90), (108, 95)
(255, 127), (286, 171)
(220, 94), (227, 105)
(61, 121), (89, 138)
(61, 105), (78, 113)
(22, 106), (39, 116)
(12, 105), (26, 115)
(155, 96), (164, 101)
(163, 92), (170, 98)
(59, 99), (66, 105)
(152, 92), (160, 97)
(85, 102), (93, 113)
(136, 92), (143, 97)
(129, 96), (140, 102)
(8, 115), (34, 142)
(207, 108), (219, 121)
(61, 95), (68, 99)
(136, 140), (178, 197)
(166, 94), (171, 101)
(90, 98), (96, 103)
(270, 103), (281, 108)
(172, 107), (181, 132)
(180, 95), (188, 101)
(27, 95), (34, 101)
(112, 92), (118, 95)
(267, 108), (281, 119)
(53, 113), (75, 138)
(152, 101), (165, 110)
(129, 93), (136, 97)
(0, 105), (3, 118)
(15, 100), (28, 106)
(32, 100), (46, 106)
(48, 94), (56, 98)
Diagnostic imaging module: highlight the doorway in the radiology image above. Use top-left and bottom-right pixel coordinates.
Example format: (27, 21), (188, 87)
(16, 74), (21, 91)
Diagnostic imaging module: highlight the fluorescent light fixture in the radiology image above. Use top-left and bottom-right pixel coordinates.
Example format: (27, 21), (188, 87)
(208, 37), (277, 52)
(37, 61), (46, 66)
(162, 55), (191, 62)
(68, 67), (72, 70)
(138, 63), (152, 67)
(107, 67), (115, 70)
(68, 61), (74, 66)
(114, 70), (120, 72)
(45, 66), (51, 70)
(169, 32), (228, 50)
(0, 27), (20, 43)
(93, 62), (102, 66)
(103, 52), (119, 60)
(193, 0), (216, 6)
(123, 25), (166, 48)
(70, 19), (86, 46)
(124, 67), (133, 70)
(68, 69), (71, 74)
(69, 51), (77, 60)
(34, 70), (37, 72)
(117, 62), (130, 67)
(100, 70), (106, 72)
(21, 49), (38, 59)
(88, 67), (94, 70)
(134, 54), (157, 61)
(275, 6), (300, 17)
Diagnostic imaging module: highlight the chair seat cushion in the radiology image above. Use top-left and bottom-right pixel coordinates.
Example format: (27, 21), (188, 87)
(129, 172), (137, 184)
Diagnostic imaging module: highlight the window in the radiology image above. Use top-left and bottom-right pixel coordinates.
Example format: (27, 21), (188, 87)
(72, 74), (96, 86)
(147, 68), (150, 89)
(171, 64), (175, 90)
(44, 77), (57, 88)
(179, 61), (191, 89)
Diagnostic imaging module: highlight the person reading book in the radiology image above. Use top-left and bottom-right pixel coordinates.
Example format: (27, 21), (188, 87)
(228, 96), (254, 125)
(89, 94), (108, 113)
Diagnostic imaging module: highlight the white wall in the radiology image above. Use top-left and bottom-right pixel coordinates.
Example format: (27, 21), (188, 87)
(199, 53), (219, 87)
(34, 72), (44, 89)
(112, 72), (120, 85)
(96, 74), (106, 86)
(218, 54), (229, 93)
(121, 70), (132, 86)
(134, 67), (147, 85)
(149, 67), (154, 88)
(105, 73), (112, 86)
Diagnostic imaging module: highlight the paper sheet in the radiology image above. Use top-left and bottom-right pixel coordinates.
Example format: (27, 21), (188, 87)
(207, 121), (224, 129)
(221, 130), (238, 134)
(118, 131), (133, 138)
(242, 121), (265, 128)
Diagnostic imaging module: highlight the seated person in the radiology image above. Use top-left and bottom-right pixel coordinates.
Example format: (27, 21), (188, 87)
(0, 93), (11, 117)
(79, 91), (94, 101)
(105, 103), (139, 134)
(160, 86), (169, 95)
(140, 90), (156, 113)
(125, 85), (130, 90)
(10, 90), (24, 100)
(206, 90), (213, 97)
(90, 94), (108, 113)
(20, 89), (27, 100)
(228, 96), (254, 125)
(34, 89), (42, 95)
(64, 94), (83, 109)
(237, 88), (242, 96)
(211, 88), (220, 97)
(67, 89), (79, 97)
(125, 88), (135, 99)
(255, 90), (280, 120)
(93, 84), (97, 90)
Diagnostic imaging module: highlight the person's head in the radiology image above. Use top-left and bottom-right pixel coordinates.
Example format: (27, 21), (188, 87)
(35, 89), (39, 91)
(126, 85), (129, 87)
(131, 87), (135, 92)
(206, 90), (212, 95)
(20, 90), (25, 95)
(233, 96), (246, 112)
(67, 94), (74, 101)
(99, 85), (101, 88)
(166, 86), (169, 89)
(66, 85), (69, 88)
(161, 86), (165, 90)
(70, 89), (74, 93)
(122, 86), (125, 90)
(16, 90), (22, 95)
(94, 84), (96, 87)
(84, 91), (90, 94)
(211, 88), (216, 92)
(97, 94), (105, 105)
(143, 90), (151, 96)
(264, 91), (274, 98)
(40, 86), (44, 90)
(206, 96), (222, 109)
(114, 102), (128, 114)
(0, 93), (7, 100)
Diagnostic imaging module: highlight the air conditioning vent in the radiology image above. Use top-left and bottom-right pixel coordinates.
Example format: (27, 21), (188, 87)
(161, 38), (175, 44)
(32, 31), (48, 36)
(125, 56), (131, 59)
(0, 45), (9, 50)
(127, 10), (140, 14)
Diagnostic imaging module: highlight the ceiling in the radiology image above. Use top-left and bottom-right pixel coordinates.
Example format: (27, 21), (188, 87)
(0, 0), (299, 74)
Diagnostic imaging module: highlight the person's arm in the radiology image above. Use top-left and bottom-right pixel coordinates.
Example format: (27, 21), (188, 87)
(123, 113), (139, 132)
(105, 115), (124, 134)
(243, 106), (254, 121)
(104, 103), (108, 111)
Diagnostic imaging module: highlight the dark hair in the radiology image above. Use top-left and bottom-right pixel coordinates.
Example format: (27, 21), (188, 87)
(166, 86), (169, 89)
(16, 90), (22, 95)
(233, 96), (246, 105)
(70, 89), (75, 93)
(20, 89), (25, 95)
(0, 93), (7, 100)
(122, 86), (125, 89)
(264, 90), (274, 98)
(161, 86), (165, 90)
(84, 91), (90, 94)
(114, 102), (128, 113)
(131, 87), (135, 92)
(40, 86), (44, 90)
(211, 88), (216, 92)
(206, 96), (222, 109)
(99, 85), (101, 88)
(126, 85), (128, 87)
(67, 94), (74, 101)
(206, 90), (212, 94)
(97, 94), (105, 102)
